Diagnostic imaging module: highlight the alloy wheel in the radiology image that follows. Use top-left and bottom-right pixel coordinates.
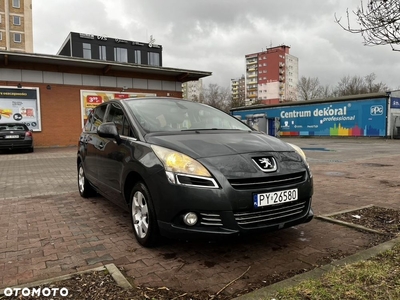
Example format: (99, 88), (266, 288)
(132, 191), (149, 238)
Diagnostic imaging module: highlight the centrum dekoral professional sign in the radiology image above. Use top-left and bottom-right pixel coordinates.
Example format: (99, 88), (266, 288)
(233, 98), (387, 137)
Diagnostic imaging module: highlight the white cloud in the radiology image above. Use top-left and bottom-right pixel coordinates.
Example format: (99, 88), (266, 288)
(33, 0), (400, 90)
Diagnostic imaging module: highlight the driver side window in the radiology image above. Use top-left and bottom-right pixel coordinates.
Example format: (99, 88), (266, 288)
(106, 103), (132, 137)
(90, 104), (107, 131)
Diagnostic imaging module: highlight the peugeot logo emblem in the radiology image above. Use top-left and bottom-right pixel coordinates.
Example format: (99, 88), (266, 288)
(252, 157), (277, 172)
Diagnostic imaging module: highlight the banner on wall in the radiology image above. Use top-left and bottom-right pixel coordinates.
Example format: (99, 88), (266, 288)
(391, 97), (400, 108)
(233, 98), (388, 137)
(80, 90), (156, 127)
(0, 87), (41, 131)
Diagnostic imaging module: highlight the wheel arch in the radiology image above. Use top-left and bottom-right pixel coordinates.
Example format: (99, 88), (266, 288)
(123, 171), (146, 205)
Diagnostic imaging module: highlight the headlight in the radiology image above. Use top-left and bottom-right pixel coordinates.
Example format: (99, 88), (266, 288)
(151, 145), (211, 177)
(287, 143), (307, 161)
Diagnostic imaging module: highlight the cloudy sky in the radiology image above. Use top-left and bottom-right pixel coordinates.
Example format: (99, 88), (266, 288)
(32, 0), (400, 90)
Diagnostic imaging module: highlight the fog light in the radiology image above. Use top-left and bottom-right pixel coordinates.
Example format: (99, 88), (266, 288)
(183, 212), (198, 226)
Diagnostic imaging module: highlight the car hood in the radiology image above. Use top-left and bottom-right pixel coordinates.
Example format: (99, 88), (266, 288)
(145, 131), (294, 158)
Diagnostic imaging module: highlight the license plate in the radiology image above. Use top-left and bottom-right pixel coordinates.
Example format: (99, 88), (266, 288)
(5, 135), (19, 139)
(253, 189), (298, 208)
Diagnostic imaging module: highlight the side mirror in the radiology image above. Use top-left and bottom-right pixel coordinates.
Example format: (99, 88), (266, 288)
(98, 122), (122, 144)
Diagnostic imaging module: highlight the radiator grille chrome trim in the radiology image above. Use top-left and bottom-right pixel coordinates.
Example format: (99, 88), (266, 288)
(228, 171), (306, 190)
(199, 213), (223, 226)
(233, 201), (308, 228)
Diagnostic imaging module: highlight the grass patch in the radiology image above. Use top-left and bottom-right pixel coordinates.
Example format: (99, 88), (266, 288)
(273, 242), (400, 300)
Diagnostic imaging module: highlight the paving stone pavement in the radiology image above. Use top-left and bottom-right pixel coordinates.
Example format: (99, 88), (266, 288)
(0, 138), (399, 295)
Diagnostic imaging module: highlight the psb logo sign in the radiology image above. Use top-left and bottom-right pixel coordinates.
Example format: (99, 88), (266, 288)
(370, 105), (383, 116)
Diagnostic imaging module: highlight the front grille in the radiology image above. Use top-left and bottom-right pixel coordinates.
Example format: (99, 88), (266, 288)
(199, 213), (223, 226)
(234, 201), (308, 228)
(228, 171), (306, 190)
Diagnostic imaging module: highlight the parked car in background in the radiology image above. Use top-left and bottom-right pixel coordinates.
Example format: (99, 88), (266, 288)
(0, 123), (34, 153)
(77, 97), (313, 247)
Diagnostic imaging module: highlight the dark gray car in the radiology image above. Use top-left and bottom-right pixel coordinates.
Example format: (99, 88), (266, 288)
(77, 97), (313, 247)
(0, 123), (33, 152)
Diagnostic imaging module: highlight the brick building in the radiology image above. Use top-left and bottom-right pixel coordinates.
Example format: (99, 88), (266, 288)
(0, 51), (211, 147)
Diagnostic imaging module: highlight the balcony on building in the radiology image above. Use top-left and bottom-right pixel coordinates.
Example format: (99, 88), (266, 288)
(246, 59), (257, 65)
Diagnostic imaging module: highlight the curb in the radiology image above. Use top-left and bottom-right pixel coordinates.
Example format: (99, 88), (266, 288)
(233, 235), (400, 299)
(0, 263), (132, 296)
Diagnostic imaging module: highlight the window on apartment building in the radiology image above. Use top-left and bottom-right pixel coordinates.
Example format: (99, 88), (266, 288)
(0, 32), (2, 41)
(0, 14), (2, 23)
(99, 45), (107, 60)
(13, 16), (21, 25)
(14, 33), (21, 43)
(12, 0), (20, 8)
(83, 43), (91, 59)
(148, 52), (160, 66)
(114, 47), (128, 62)
(134, 50), (141, 64)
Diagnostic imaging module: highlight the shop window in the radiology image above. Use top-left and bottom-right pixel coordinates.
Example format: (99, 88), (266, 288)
(134, 50), (141, 64)
(148, 52), (160, 66)
(83, 43), (91, 59)
(114, 47), (128, 62)
(99, 45), (106, 60)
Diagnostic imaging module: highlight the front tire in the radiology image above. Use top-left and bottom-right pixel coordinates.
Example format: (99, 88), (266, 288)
(130, 182), (159, 247)
(78, 162), (94, 198)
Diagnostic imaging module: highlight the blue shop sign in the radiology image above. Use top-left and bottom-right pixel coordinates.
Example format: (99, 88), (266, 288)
(391, 97), (400, 108)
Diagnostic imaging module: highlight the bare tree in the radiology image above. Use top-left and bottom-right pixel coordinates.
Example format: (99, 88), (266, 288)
(335, 0), (400, 51)
(297, 76), (325, 100)
(364, 72), (389, 92)
(333, 73), (388, 96)
(201, 83), (232, 112)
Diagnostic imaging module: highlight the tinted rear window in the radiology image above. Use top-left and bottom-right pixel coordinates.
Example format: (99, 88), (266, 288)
(0, 124), (28, 131)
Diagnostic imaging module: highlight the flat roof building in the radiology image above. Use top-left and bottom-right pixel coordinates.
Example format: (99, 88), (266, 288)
(57, 32), (162, 67)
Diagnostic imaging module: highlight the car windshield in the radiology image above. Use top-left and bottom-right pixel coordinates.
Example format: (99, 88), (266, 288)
(0, 124), (27, 131)
(125, 98), (251, 133)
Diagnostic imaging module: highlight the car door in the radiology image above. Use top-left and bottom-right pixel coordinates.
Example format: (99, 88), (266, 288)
(96, 102), (135, 207)
(81, 104), (108, 185)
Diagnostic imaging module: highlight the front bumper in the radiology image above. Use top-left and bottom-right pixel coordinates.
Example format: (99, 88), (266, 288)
(148, 167), (314, 241)
(158, 206), (314, 240)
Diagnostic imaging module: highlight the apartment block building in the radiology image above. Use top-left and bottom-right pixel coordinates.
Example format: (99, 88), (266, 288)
(0, 0), (33, 52)
(231, 75), (246, 107)
(182, 79), (203, 101)
(245, 45), (298, 105)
